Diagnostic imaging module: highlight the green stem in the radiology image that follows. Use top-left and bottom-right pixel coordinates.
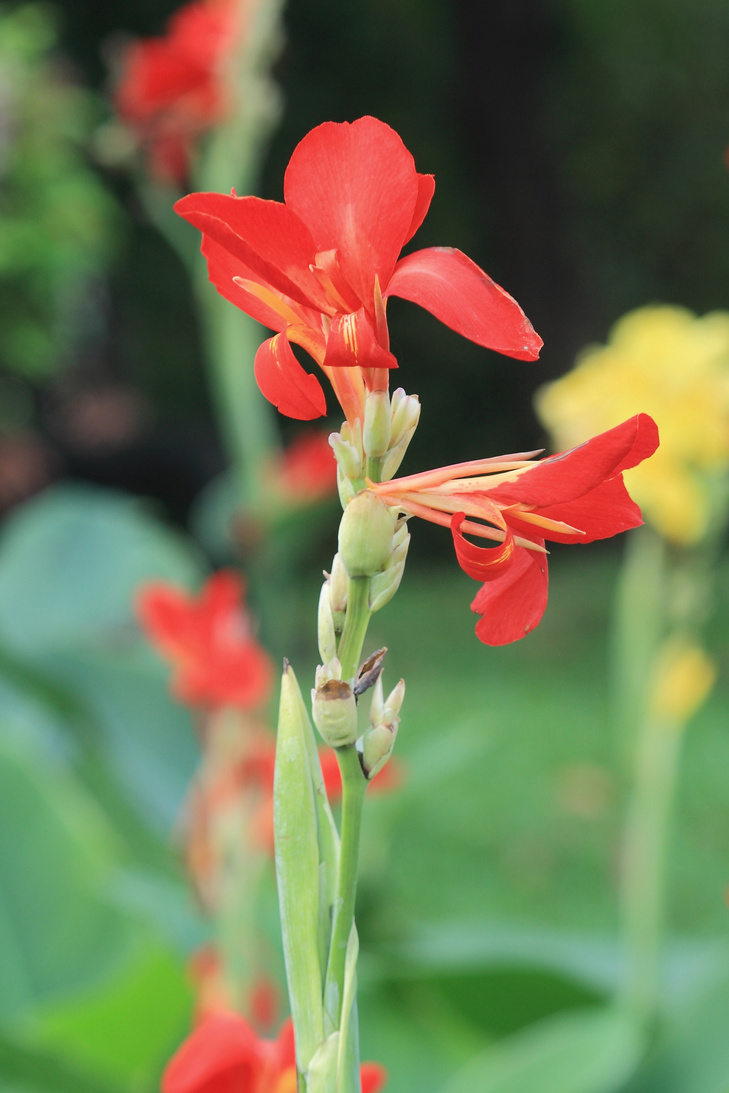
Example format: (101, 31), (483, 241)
(194, 268), (278, 507)
(337, 577), (372, 682)
(619, 711), (683, 1029)
(323, 743), (367, 1030)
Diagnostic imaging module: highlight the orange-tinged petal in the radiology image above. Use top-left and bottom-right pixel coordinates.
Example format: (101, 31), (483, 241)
(323, 307), (398, 371)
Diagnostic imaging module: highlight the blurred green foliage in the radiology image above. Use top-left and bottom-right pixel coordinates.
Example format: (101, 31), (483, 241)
(0, 3), (117, 386)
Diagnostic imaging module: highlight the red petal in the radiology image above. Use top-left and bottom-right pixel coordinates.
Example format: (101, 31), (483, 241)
(491, 414), (659, 509)
(386, 247), (543, 360)
(199, 235), (290, 332)
(254, 335), (327, 419)
(404, 173), (435, 243)
(323, 307), (398, 370)
(471, 545), (549, 646)
(361, 1062), (388, 1093)
(136, 584), (196, 659)
(175, 192), (329, 311)
(507, 475), (644, 545)
(284, 117), (421, 309)
(451, 512), (515, 581)
(162, 1011), (261, 1093)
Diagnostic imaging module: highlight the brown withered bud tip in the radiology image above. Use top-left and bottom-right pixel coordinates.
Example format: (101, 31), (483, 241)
(320, 679), (353, 701)
(283, 658), (290, 672)
(354, 647), (388, 697)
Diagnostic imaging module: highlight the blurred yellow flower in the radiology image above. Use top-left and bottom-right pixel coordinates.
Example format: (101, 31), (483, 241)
(535, 306), (729, 543)
(649, 639), (716, 726)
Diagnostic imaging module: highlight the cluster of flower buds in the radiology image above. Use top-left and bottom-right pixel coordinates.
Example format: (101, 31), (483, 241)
(311, 649), (404, 780)
(330, 387), (421, 505)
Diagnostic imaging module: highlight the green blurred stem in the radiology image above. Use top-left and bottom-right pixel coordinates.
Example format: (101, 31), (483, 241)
(337, 577), (372, 682)
(323, 743), (367, 1030)
(194, 266), (278, 507)
(619, 709), (683, 1029)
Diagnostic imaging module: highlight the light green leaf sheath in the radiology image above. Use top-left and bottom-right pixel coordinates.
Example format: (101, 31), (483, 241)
(274, 663), (326, 1073)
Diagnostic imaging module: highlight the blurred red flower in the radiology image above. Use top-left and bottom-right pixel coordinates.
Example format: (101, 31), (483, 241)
(136, 570), (273, 708)
(265, 430), (338, 507)
(371, 413), (659, 645)
(229, 733), (402, 854)
(162, 1012), (387, 1093)
(175, 116), (542, 422)
(114, 0), (240, 185)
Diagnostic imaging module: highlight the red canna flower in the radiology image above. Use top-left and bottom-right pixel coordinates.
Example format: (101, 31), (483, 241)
(162, 1011), (387, 1093)
(370, 414), (659, 645)
(113, 0), (241, 185)
(175, 116), (542, 422)
(136, 570), (273, 708)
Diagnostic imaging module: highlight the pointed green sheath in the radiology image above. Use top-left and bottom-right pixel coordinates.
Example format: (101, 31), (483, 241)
(274, 662), (326, 1073)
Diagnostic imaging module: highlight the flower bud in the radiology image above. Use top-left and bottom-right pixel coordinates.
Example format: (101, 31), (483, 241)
(390, 389), (421, 447)
(338, 491), (395, 578)
(312, 678), (358, 748)
(369, 559), (406, 613)
(328, 553), (349, 620)
(383, 678), (406, 722)
(337, 468), (356, 508)
(360, 723), (396, 779)
(363, 390), (391, 459)
(317, 579), (337, 664)
(329, 431), (363, 481)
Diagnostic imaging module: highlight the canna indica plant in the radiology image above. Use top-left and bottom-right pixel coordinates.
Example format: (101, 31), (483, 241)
(174, 116), (659, 1091)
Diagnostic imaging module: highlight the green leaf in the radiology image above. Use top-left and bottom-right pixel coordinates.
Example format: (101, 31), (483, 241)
(33, 943), (193, 1087)
(0, 733), (132, 1021)
(623, 961), (729, 1093)
(0, 1032), (120, 1093)
(439, 1007), (643, 1093)
(274, 662), (325, 1072)
(0, 483), (202, 657)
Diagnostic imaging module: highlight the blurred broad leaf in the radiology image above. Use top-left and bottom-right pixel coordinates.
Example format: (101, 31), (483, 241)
(623, 965), (729, 1093)
(0, 732), (132, 1022)
(0, 483), (202, 656)
(439, 1007), (643, 1093)
(32, 942), (193, 1088)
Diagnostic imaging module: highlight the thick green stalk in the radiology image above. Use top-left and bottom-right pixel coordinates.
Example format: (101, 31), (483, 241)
(337, 577), (372, 683)
(323, 743), (367, 1033)
(619, 710), (683, 1029)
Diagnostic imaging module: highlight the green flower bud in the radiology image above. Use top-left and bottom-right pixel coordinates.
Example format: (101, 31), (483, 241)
(317, 579), (337, 664)
(360, 723), (397, 779)
(329, 431), (363, 481)
(312, 678), (358, 747)
(363, 390), (391, 459)
(338, 491), (395, 578)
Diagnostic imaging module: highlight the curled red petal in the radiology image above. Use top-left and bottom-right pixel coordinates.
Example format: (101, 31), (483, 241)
(450, 511), (515, 582)
(284, 116), (421, 308)
(385, 247), (543, 361)
(323, 307), (398, 371)
(471, 544), (549, 646)
(254, 335), (327, 420)
(491, 414), (660, 510)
